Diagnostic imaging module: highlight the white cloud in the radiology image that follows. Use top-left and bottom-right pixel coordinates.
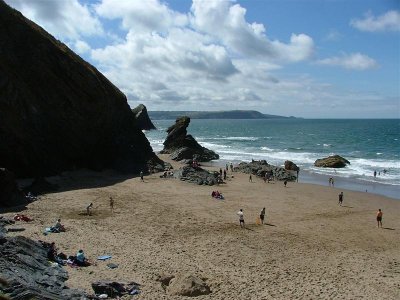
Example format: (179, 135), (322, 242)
(351, 10), (400, 32)
(5, 0), (103, 40)
(317, 53), (378, 70)
(190, 0), (314, 62)
(95, 0), (188, 32)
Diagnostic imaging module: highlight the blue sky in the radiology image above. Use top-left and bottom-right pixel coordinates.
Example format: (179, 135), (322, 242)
(6, 0), (400, 118)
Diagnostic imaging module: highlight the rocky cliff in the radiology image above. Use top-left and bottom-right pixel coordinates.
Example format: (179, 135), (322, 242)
(0, 0), (163, 177)
(160, 116), (219, 162)
(132, 104), (156, 130)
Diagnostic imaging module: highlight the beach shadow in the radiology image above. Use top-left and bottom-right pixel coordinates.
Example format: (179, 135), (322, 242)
(341, 205), (354, 208)
(264, 223), (276, 227)
(244, 226), (255, 231)
(382, 227), (395, 230)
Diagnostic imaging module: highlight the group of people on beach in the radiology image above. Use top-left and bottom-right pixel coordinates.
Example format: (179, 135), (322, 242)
(236, 207), (266, 228)
(47, 242), (90, 267)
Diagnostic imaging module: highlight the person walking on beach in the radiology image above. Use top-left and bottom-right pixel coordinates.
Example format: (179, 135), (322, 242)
(86, 203), (93, 216)
(338, 192), (343, 206)
(284, 180), (287, 187)
(230, 162), (234, 172)
(237, 209), (245, 228)
(260, 207), (266, 224)
(140, 171), (144, 182)
(249, 174), (252, 182)
(223, 169), (227, 180)
(109, 197), (114, 212)
(376, 209), (383, 228)
(331, 178), (334, 187)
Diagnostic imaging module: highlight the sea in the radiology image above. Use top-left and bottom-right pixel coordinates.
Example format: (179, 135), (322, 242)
(145, 119), (400, 200)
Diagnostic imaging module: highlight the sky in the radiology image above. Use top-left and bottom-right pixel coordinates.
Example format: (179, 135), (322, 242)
(5, 0), (400, 118)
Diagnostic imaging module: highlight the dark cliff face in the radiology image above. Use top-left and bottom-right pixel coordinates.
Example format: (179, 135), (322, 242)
(132, 104), (156, 130)
(0, 1), (162, 177)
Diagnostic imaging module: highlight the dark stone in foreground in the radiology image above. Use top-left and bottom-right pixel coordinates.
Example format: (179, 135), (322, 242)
(0, 168), (27, 208)
(132, 104), (156, 130)
(0, 222), (87, 299)
(234, 160), (297, 181)
(0, 1), (163, 178)
(92, 280), (140, 297)
(314, 155), (350, 168)
(160, 117), (219, 162)
(175, 166), (220, 186)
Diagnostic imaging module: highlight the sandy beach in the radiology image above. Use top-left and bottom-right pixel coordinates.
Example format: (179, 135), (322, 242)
(4, 154), (400, 299)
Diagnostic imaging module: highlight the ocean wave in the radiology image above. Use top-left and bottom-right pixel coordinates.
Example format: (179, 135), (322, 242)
(323, 144), (332, 147)
(203, 136), (259, 141)
(260, 146), (274, 151)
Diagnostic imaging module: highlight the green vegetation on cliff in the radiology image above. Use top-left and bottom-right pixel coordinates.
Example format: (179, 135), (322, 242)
(149, 110), (294, 120)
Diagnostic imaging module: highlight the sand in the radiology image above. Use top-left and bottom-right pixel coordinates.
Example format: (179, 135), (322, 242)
(4, 154), (400, 299)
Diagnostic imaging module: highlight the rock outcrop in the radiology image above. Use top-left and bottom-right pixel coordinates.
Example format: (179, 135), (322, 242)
(0, 168), (27, 208)
(0, 1), (164, 178)
(234, 160), (297, 181)
(0, 220), (87, 299)
(160, 117), (219, 162)
(284, 160), (299, 171)
(314, 155), (350, 168)
(174, 166), (220, 186)
(132, 104), (156, 130)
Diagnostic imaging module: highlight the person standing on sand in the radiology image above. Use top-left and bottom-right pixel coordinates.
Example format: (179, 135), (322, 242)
(377, 209), (383, 228)
(249, 174), (252, 182)
(237, 209), (245, 228)
(260, 207), (266, 224)
(140, 171), (144, 182)
(284, 180), (287, 187)
(338, 192), (343, 206)
(230, 162), (234, 172)
(223, 169), (227, 180)
(86, 203), (93, 216)
(109, 197), (114, 212)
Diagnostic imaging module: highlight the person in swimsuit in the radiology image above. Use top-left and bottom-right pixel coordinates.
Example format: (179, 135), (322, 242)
(237, 209), (245, 228)
(377, 209), (383, 228)
(260, 207), (266, 224)
(338, 192), (343, 206)
(109, 197), (114, 211)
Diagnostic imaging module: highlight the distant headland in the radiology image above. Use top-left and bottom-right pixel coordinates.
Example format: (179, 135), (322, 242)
(148, 110), (296, 120)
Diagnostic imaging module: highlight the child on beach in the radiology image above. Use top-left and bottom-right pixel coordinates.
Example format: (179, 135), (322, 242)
(86, 203), (93, 216)
(260, 208), (266, 224)
(237, 209), (245, 228)
(377, 209), (383, 228)
(338, 192), (343, 206)
(109, 197), (114, 211)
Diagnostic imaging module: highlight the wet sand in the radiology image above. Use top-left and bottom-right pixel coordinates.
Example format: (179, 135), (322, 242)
(4, 155), (400, 299)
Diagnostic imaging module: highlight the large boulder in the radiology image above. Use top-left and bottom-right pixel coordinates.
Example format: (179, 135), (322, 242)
(0, 233), (86, 299)
(160, 117), (219, 162)
(167, 275), (211, 297)
(132, 104), (156, 130)
(284, 160), (299, 171)
(0, 168), (27, 208)
(314, 155), (350, 168)
(234, 160), (297, 181)
(0, 1), (164, 178)
(174, 166), (220, 186)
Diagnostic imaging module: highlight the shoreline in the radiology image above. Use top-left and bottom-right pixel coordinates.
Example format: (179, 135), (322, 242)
(202, 158), (400, 200)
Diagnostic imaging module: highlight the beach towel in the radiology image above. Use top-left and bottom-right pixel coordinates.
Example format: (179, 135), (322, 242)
(97, 255), (112, 261)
